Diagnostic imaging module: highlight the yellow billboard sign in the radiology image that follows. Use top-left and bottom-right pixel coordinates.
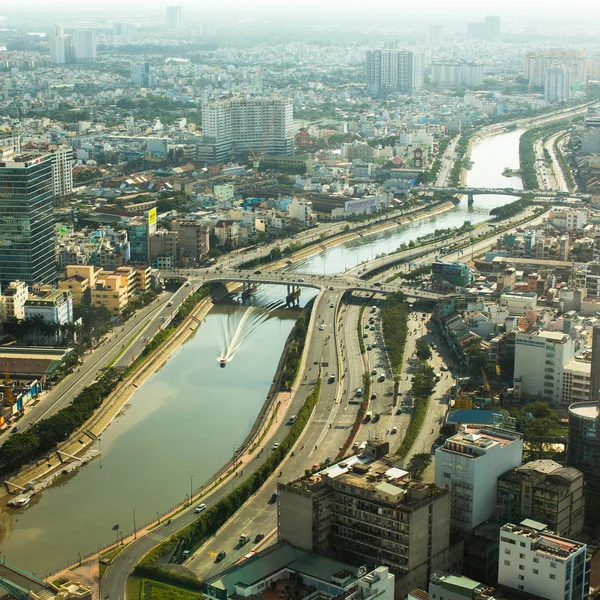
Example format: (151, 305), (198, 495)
(148, 208), (157, 226)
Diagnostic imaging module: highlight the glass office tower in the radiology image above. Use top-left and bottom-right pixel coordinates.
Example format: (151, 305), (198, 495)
(0, 153), (56, 289)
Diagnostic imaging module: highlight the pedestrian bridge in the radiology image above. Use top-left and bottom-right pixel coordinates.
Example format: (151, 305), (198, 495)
(417, 186), (590, 201)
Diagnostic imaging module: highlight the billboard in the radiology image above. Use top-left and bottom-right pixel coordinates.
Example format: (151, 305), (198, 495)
(148, 207), (157, 226)
(344, 197), (377, 213)
(432, 262), (464, 276)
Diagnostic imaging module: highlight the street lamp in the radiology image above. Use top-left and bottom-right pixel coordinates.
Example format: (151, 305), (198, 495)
(133, 506), (139, 540)
(190, 473), (199, 505)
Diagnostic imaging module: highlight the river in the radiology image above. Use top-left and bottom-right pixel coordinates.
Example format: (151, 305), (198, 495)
(0, 128), (523, 573)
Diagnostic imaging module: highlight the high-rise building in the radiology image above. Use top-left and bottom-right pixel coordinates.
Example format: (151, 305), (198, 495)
(545, 66), (572, 102)
(484, 15), (501, 38)
(49, 145), (74, 199)
(131, 61), (152, 87)
(497, 460), (585, 539)
(568, 402), (600, 496)
(277, 441), (459, 598)
(50, 23), (64, 37)
(112, 22), (137, 38)
(591, 324), (600, 406)
(49, 34), (68, 64)
(166, 5), (183, 29)
(197, 97), (294, 164)
(0, 152), (56, 289)
(513, 331), (576, 405)
(431, 60), (484, 88)
(73, 30), (96, 63)
(524, 50), (586, 87)
(365, 50), (424, 95)
(497, 521), (587, 600)
(426, 24), (444, 49)
(434, 426), (523, 533)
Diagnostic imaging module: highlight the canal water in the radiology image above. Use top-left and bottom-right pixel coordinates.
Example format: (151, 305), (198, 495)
(0, 128), (524, 573)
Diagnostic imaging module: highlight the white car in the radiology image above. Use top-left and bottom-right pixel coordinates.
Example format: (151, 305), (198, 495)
(195, 503), (207, 513)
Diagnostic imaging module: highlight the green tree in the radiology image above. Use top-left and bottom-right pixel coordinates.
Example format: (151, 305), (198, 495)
(415, 339), (432, 361)
(407, 453), (433, 479)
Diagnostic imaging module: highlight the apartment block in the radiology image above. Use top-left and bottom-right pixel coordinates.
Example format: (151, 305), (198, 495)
(365, 50), (424, 95)
(172, 220), (209, 260)
(497, 460), (585, 539)
(149, 230), (178, 268)
(198, 97), (294, 163)
(434, 426), (523, 533)
(498, 521), (587, 600)
(2, 281), (28, 320)
(513, 331), (576, 405)
(427, 571), (496, 600)
(277, 441), (457, 598)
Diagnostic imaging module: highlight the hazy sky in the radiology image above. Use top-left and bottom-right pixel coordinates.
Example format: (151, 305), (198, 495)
(4, 0), (600, 20)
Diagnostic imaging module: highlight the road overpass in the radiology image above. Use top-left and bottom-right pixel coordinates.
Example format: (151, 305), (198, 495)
(185, 269), (446, 302)
(417, 186), (590, 202)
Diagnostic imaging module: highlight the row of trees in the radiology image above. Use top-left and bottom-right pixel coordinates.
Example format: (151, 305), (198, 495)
(489, 195), (534, 221)
(380, 292), (410, 376)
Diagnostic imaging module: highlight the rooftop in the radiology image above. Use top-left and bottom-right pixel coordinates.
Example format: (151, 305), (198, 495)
(569, 401), (599, 419)
(501, 523), (585, 559)
(439, 426), (522, 458)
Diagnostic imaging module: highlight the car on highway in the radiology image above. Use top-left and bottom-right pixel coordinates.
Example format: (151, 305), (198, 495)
(254, 270), (262, 275)
(371, 393), (377, 400)
(396, 407), (402, 414)
(363, 333), (368, 338)
(11, 426), (19, 433)
(216, 551), (227, 562)
(441, 365), (448, 372)
(371, 367), (377, 375)
(254, 533), (265, 543)
(391, 426), (398, 434)
(297, 278), (305, 282)
(367, 345), (372, 351)
(272, 442), (280, 450)
(270, 491), (278, 503)
(194, 503), (207, 513)
(329, 303), (334, 308)
(167, 301), (173, 307)
(356, 388), (362, 396)
(329, 286), (334, 291)
(185, 281), (191, 286)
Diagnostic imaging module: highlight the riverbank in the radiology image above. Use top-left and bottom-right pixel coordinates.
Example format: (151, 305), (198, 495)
(0, 288), (229, 501)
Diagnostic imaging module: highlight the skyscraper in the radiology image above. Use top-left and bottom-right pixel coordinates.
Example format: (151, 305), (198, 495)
(427, 24), (444, 49)
(365, 50), (424, 95)
(484, 15), (501, 38)
(131, 61), (152, 87)
(49, 145), (74, 199)
(197, 97), (294, 164)
(73, 30), (96, 63)
(545, 66), (572, 102)
(0, 151), (56, 289)
(49, 35), (68, 64)
(166, 5), (183, 29)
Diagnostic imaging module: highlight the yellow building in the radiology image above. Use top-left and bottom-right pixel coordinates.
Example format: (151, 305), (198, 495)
(91, 274), (128, 315)
(58, 274), (89, 305)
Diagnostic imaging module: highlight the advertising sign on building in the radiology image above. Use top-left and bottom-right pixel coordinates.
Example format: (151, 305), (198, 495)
(344, 197), (377, 213)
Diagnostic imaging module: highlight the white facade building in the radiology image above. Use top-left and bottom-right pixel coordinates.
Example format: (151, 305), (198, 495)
(514, 331), (576, 405)
(73, 30), (96, 63)
(2, 281), (28, 321)
(49, 35), (68, 64)
(434, 426), (523, 532)
(498, 521), (587, 600)
(499, 292), (538, 315)
(24, 290), (73, 327)
(524, 50), (586, 87)
(287, 198), (314, 226)
(431, 60), (483, 88)
(427, 24), (444, 49)
(548, 208), (587, 231)
(561, 358), (591, 406)
(365, 50), (423, 94)
(166, 5), (183, 29)
(50, 145), (73, 198)
(199, 97), (294, 164)
(545, 67), (572, 103)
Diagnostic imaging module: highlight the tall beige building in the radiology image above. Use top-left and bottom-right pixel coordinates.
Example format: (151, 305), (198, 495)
(277, 441), (458, 598)
(524, 50), (587, 87)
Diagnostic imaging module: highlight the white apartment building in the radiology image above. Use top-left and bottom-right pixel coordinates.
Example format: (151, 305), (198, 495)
(524, 50), (587, 87)
(561, 358), (591, 406)
(214, 184), (235, 203)
(49, 34), (67, 64)
(131, 61), (151, 87)
(548, 208), (587, 231)
(575, 261), (600, 296)
(431, 61), (484, 88)
(365, 50), (424, 94)
(427, 24), (444, 49)
(166, 5), (183, 29)
(50, 145), (73, 198)
(287, 198), (314, 226)
(2, 281), (28, 321)
(199, 97), (294, 164)
(73, 30), (96, 63)
(434, 426), (523, 532)
(545, 67), (572, 103)
(513, 331), (576, 405)
(498, 521), (587, 600)
(500, 291), (538, 315)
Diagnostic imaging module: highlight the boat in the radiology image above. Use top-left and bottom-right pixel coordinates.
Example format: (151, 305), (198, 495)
(8, 496), (30, 508)
(219, 357), (228, 368)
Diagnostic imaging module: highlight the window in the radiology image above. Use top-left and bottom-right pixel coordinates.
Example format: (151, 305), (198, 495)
(518, 575), (525, 581)
(520, 542), (526, 547)
(520, 553), (525, 559)
(519, 565), (525, 571)
(550, 574), (556, 580)
(533, 558), (539, 564)
(551, 563), (557, 569)
(504, 560), (510, 566)
(505, 549), (511, 555)
(533, 569), (539, 575)
(518, 585), (524, 591)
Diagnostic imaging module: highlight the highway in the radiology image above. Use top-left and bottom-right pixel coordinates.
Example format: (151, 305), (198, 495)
(0, 286), (194, 449)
